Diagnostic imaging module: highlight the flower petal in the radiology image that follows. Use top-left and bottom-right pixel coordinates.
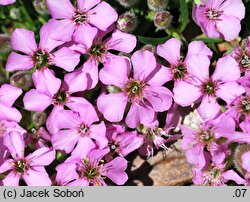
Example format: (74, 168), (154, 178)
(100, 56), (130, 88)
(2, 171), (20, 186)
(77, 0), (101, 11)
(6, 52), (34, 72)
(197, 95), (221, 120)
(52, 129), (79, 153)
(89, 1), (118, 31)
(23, 89), (52, 112)
(0, 84), (22, 107)
(26, 147), (55, 166)
(11, 28), (37, 54)
(186, 55), (210, 82)
(46, 0), (75, 19)
(156, 38), (181, 65)
(216, 15), (241, 41)
(51, 47), (80, 72)
(173, 81), (202, 107)
(73, 24), (97, 49)
(131, 50), (157, 81)
(144, 86), (173, 112)
(103, 157), (128, 185)
(105, 29), (136, 53)
(3, 131), (24, 159)
(216, 82), (245, 104)
(212, 56), (241, 82)
(97, 93), (128, 122)
(22, 166), (52, 186)
(32, 69), (61, 97)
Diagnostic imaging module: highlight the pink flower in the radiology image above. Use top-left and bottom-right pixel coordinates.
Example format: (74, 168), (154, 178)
(53, 162), (78, 186)
(68, 28), (137, 63)
(230, 36), (250, 72)
(193, 0), (245, 41)
(26, 127), (52, 149)
(97, 51), (173, 128)
(174, 56), (245, 120)
(6, 27), (80, 73)
(63, 28), (137, 91)
(23, 70), (91, 113)
(238, 72), (250, 95)
(0, 84), (22, 122)
(181, 115), (250, 169)
(0, 121), (26, 165)
(193, 163), (246, 186)
(0, 132), (55, 186)
(225, 95), (250, 133)
(51, 104), (108, 155)
(106, 124), (143, 159)
(46, 0), (118, 48)
(66, 148), (128, 186)
(157, 38), (212, 82)
(0, 0), (15, 5)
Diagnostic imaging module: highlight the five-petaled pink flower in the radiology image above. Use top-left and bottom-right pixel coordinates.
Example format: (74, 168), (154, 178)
(174, 56), (245, 120)
(46, 0), (118, 48)
(193, 0), (245, 41)
(97, 50), (173, 128)
(0, 132), (55, 186)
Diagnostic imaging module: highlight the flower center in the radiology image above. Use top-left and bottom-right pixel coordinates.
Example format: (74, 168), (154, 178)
(200, 130), (213, 142)
(84, 166), (100, 179)
(73, 10), (87, 24)
(172, 64), (187, 80)
(89, 44), (107, 62)
(240, 54), (250, 68)
(240, 97), (250, 114)
(203, 81), (216, 95)
(53, 91), (69, 104)
(77, 124), (89, 137)
(125, 79), (145, 99)
(109, 142), (119, 153)
(206, 9), (222, 20)
(15, 159), (28, 173)
(34, 50), (50, 69)
(205, 167), (223, 186)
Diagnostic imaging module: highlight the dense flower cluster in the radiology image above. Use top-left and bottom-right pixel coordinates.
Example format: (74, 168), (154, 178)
(0, 0), (250, 186)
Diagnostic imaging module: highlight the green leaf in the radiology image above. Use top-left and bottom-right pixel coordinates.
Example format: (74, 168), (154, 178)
(137, 35), (170, 46)
(193, 37), (224, 43)
(178, 0), (189, 33)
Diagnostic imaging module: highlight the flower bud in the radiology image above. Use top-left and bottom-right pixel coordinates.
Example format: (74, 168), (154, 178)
(10, 8), (21, 20)
(33, 0), (49, 15)
(0, 34), (10, 53)
(10, 71), (33, 91)
(147, 0), (168, 11)
(116, 0), (139, 8)
(33, 112), (47, 126)
(141, 44), (156, 54)
(154, 11), (173, 30)
(116, 12), (138, 33)
(234, 144), (250, 176)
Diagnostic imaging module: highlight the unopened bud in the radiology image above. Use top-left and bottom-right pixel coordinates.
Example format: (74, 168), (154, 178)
(154, 11), (173, 30)
(33, 0), (49, 15)
(33, 112), (47, 126)
(116, 0), (139, 8)
(234, 144), (250, 176)
(0, 34), (10, 53)
(147, 0), (168, 11)
(10, 71), (33, 90)
(141, 44), (156, 54)
(116, 12), (138, 33)
(10, 8), (21, 20)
